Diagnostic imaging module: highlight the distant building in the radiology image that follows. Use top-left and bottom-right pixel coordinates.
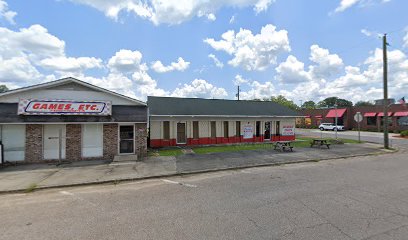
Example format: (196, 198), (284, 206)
(298, 104), (408, 132)
(148, 97), (301, 147)
(374, 98), (395, 106)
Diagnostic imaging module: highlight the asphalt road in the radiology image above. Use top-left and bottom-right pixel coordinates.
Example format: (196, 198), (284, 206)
(1, 144), (408, 239)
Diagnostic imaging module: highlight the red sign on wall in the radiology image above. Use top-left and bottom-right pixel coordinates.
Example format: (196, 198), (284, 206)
(18, 99), (112, 116)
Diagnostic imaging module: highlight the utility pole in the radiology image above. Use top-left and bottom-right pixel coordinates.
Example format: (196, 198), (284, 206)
(383, 34), (389, 149)
(236, 85), (240, 100)
(334, 101), (338, 140)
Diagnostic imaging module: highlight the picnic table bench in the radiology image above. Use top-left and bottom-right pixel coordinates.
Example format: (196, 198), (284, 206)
(310, 138), (331, 149)
(273, 141), (294, 152)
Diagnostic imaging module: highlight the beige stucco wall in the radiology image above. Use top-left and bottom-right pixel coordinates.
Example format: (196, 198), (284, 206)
(149, 118), (296, 140)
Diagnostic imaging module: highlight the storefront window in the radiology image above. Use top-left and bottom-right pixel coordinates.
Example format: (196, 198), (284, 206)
(0, 125), (25, 161)
(223, 121), (229, 138)
(366, 117), (376, 126)
(236, 121), (241, 137)
(163, 121), (170, 140)
(256, 121), (260, 137)
(82, 124), (103, 157)
(398, 117), (408, 126)
(380, 117), (392, 126)
(211, 121), (216, 138)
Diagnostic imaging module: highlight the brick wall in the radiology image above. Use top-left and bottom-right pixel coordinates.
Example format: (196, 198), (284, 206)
(66, 124), (81, 161)
(103, 124), (118, 160)
(135, 123), (147, 159)
(25, 124), (43, 163)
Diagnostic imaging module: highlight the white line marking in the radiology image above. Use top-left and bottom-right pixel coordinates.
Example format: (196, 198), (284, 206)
(162, 179), (180, 184)
(59, 191), (74, 196)
(162, 179), (197, 188)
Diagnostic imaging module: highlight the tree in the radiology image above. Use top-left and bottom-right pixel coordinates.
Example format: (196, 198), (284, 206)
(317, 97), (353, 108)
(354, 101), (374, 107)
(269, 95), (299, 110)
(301, 100), (316, 109)
(0, 85), (8, 93)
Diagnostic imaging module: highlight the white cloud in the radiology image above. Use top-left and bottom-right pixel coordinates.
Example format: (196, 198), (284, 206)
(171, 79), (228, 99)
(239, 81), (275, 100)
(207, 13), (216, 21)
(333, 0), (391, 13)
(208, 54), (224, 68)
(151, 57), (190, 73)
(39, 57), (103, 73)
(107, 49), (144, 73)
(204, 24), (290, 71)
(69, 0), (274, 25)
(309, 44), (343, 79)
(0, 56), (42, 84)
(275, 55), (311, 84)
(233, 74), (249, 86)
(334, 0), (360, 13)
(0, 25), (65, 60)
(280, 46), (408, 104)
(0, 0), (17, 24)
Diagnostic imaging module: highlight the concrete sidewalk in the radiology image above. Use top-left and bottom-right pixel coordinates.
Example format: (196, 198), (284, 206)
(0, 143), (390, 193)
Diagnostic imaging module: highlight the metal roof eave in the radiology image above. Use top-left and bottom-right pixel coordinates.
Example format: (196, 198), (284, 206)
(0, 77), (146, 106)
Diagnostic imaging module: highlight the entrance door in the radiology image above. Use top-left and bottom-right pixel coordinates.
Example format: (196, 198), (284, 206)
(275, 121), (280, 136)
(44, 124), (66, 160)
(264, 122), (271, 140)
(119, 125), (134, 154)
(177, 122), (186, 144)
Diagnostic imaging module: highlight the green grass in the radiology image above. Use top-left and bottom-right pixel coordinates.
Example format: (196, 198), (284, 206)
(193, 144), (272, 154)
(192, 137), (363, 155)
(148, 137), (363, 156)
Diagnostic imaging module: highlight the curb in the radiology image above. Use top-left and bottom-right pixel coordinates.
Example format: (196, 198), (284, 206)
(0, 148), (396, 195)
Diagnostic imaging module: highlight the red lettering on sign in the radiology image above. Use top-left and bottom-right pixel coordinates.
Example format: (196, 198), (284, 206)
(32, 103), (40, 109)
(57, 104), (64, 110)
(40, 104), (48, 109)
(64, 104), (72, 110)
(79, 105), (84, 110)
(48, 104), (58, 110)
(90, 105), (97, 110)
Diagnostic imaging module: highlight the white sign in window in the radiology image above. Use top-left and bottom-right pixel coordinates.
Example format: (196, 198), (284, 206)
(82, 124), (103, 157)
(0, 125), (25, 161)
(282, 125), (295, 136)
(243, 124), (253, 139)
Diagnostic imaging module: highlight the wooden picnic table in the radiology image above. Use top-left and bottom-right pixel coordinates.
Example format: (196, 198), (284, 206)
(273, 141), (294, 152)
(310, 138), (331, 149)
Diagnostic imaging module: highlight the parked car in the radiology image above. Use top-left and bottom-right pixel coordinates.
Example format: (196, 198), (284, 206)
(318, 123), (345, 131)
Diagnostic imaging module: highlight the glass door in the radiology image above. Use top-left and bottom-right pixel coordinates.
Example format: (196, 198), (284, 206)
(177, 122), (186, 144)
(119, 125), (134, 154)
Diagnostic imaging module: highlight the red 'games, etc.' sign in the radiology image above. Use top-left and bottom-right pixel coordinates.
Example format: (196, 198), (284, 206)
(18, 99), (112, 115)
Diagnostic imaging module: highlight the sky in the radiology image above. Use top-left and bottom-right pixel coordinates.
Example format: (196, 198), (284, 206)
(0, 0), (407, 105)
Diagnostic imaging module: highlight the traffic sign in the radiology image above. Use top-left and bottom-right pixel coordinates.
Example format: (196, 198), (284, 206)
(354, 112), (363, 123)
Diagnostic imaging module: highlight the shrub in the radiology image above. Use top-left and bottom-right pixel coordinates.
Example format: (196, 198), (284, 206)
(401, 130), (408, 137)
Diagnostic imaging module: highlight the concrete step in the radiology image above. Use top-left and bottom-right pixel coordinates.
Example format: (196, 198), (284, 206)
(113, 154), (138, 162)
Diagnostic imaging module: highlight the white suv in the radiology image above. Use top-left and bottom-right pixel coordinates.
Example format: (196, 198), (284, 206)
(318, 123), (345, 131)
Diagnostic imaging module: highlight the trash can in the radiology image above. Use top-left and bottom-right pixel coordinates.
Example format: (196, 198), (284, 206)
(0, 141), (3, 164)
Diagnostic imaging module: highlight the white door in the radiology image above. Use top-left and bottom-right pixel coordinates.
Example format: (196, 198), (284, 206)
(43, 124), (66, 160)
(1, 125), (25, 161)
